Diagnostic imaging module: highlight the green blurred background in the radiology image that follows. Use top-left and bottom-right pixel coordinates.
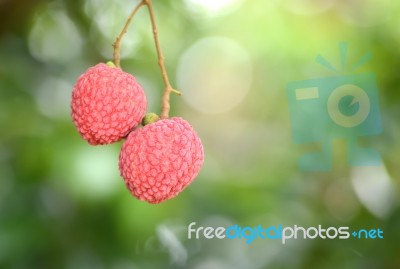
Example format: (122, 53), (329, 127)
(1, 0), (400, 268)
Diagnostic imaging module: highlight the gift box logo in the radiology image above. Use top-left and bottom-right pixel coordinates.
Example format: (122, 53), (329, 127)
(286, 43), (382, 171)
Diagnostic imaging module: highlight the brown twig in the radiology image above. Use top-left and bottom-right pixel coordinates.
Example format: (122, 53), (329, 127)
(143, 0), (181, 119)
(113, 0), (180, 119)
(112, 0), (145, 68)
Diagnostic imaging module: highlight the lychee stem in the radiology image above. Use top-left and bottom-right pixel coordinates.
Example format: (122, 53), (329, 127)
(113, 0), (181, 119)
(113, 1), (145, 68)
(143, 0), (181, 119)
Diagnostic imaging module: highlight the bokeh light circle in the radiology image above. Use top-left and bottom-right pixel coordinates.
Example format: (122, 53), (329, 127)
(337, 0), (394, 27)
(177, 37), (253, 114)
(35, 77), (72, 119)
(283, 0), (334, 15)
(28, 5), (82, 63)
(184, 0), (244, 16)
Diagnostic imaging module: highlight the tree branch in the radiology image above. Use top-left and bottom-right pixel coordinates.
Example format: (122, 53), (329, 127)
(144, 0), (181, 119)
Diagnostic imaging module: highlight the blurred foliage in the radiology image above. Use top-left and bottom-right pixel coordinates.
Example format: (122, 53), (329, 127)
(1, 0), (400, 268)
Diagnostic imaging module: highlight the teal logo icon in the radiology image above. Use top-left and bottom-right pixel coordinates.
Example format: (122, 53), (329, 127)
(287, 43), (382, 171)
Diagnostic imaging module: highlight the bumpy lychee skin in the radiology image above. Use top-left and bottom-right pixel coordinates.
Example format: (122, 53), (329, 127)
(71, 63), (146, 145)
(119, 117), (204, 204)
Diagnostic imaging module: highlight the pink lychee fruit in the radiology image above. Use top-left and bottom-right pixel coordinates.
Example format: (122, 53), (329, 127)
(71, 63), (147, 145)
(119, 117), (204, 204)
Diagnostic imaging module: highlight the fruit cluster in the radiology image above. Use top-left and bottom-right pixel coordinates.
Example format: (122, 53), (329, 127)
(71, 63), (204, 204)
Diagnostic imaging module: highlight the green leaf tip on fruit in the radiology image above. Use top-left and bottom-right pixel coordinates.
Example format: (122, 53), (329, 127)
(142, 113), (160, 126)
(106, 61), (116, 68)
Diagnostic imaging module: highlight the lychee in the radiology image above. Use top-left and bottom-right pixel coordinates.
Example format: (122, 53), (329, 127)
(119, 117), (204, 204)
(71, 63), (146, 145)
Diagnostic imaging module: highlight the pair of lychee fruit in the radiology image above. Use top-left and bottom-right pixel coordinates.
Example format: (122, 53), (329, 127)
(71, 63), (204, 204)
